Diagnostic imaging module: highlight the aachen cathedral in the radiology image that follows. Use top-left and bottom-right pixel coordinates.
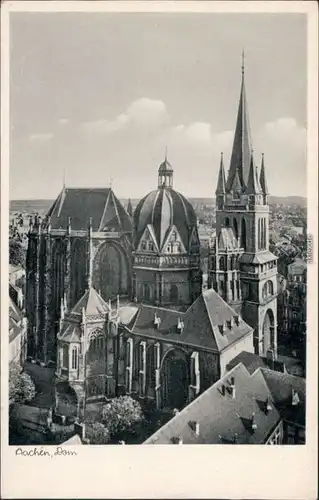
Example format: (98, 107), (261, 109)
(26, 60), (278, 414)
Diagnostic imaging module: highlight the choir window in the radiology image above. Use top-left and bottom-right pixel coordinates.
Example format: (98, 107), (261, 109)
(71, 346), (78, 370)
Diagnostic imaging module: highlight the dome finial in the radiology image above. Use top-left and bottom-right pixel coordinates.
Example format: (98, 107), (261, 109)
(165, 145), (168, 162)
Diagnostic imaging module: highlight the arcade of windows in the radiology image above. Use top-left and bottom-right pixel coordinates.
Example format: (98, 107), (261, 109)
(124, 338), (200, 400)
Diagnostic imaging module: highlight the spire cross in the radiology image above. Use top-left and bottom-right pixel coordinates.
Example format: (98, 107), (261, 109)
(241, 48), (245, 75)
(109, 177), (113, 188)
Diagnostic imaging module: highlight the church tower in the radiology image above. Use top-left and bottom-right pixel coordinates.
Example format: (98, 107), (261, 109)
(209, 54), (278, 358)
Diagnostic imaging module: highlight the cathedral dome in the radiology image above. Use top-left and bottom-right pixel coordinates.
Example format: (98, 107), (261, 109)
(133, 158), (198, 252)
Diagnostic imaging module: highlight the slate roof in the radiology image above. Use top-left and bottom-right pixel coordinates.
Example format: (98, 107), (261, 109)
(218, 227), (239, 251)
(144, 363), (306, 445)
(46, 187), (132, 232)
(133, 186), (198, 251)
(226, 351), (305, 378)
(71, 287), (109, 316)
(144, 363), (281, 444)
(239, 250), (277, 265)
(60, 287), (109, 342)
(226, 351), (285, 375)
(128, 288), (252, 352)
(260, 369), (306, 427)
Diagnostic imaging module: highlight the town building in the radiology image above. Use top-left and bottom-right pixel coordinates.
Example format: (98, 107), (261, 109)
(143, 362), (305, 445)
(208, 57), (278, 358)
(9, 297), (28, 365)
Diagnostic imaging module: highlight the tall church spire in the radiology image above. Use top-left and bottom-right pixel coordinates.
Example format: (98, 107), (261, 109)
(216, 152), (226, 195)
(226, 52), (252, 192)
(259, 153), (269, 194)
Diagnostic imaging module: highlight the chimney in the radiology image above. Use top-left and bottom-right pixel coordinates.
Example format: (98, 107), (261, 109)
(251, 412), (257, 431)
(233, 433), (238, 444)
(218, 324), (224, 334)
(177, 317), (184, 333)
(189, 421), (200, 437)
(227, 318), (233, 330)
(266, 397), (272, 414)
(178, 436), (183, 445)
(195, 422), (200, 437)
(220, 384), (226, 396)
(292, 389), (300, 406)
(234, 315), (241, 326)
(229, 376), (236, 399)
(154, 313), (161, 328)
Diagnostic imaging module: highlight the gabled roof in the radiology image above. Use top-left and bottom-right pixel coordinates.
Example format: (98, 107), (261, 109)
(46, 187), (132, 232)
(260, 369), (306, 427)
(129, 289), (252, 352)
(144, 362), (306, 445)
(239, 250), (277, 265)
(71, 287), (109, 317)
(218, 227), (239, 251)
(144, 363), (281, 445)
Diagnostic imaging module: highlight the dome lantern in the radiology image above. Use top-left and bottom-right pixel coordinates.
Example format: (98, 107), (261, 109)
(158, 148), (173, 189)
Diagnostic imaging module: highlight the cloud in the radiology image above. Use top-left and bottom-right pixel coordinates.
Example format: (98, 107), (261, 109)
(81, 97), (169, 137)
(28, 132), (53, 142)
(263, 117), (306, 149)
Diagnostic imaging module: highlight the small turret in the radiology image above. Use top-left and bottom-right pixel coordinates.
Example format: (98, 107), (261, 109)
(246, 150), (261, 203)
(259, 153), (269, 205)
(216, 152), (226, 209)
(127, 198), (133, 217)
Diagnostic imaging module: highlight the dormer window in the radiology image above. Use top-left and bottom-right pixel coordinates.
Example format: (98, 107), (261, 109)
(141, 241), (146, 251)
(148, 241), (154, 251)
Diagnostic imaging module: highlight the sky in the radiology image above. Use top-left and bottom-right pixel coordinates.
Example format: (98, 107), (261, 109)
(9, 12), (307, 200)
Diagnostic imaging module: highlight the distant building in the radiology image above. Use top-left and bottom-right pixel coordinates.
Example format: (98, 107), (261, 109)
(9, 297), (27, 365)
(287, 259), (307, 342)
(9, 264), (25, 286)
(144, 362), (305, 445)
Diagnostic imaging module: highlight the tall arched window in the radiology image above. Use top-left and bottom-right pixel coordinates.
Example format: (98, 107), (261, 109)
(71, 346), (78, 370)
(241, 218), (247, 250)
(264, 218), (267, 249)
(233, 218), (238, 240)
(170, 284), (178, 303)
(258, 219), (261, 250)
(261, 219), (265, 249)
(143, 283), (151, 302)
(225, 217), (230, 227)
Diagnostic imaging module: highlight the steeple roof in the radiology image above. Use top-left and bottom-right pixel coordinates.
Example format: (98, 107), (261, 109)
(71, 286), (109, 317)
(215, 153), (226, 195)
(226, 55), (252, 192)
(246, 152), (262, 195)
(259, 153), (269, 194)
